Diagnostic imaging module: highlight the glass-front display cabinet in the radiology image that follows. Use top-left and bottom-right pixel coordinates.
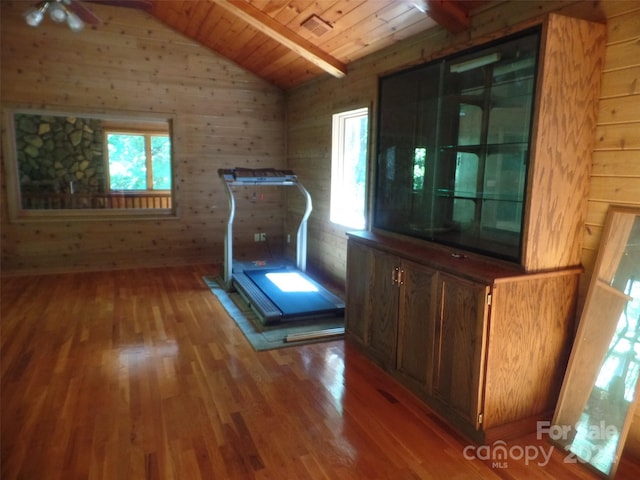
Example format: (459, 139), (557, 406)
(375, 28), (540, 262)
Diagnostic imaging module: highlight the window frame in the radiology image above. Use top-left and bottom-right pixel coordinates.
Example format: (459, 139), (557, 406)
(330, 106), (369, 230)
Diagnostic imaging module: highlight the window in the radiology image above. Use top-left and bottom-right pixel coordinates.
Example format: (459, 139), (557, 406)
(331, 107), (368, 229)
(106, 130), (171, 191)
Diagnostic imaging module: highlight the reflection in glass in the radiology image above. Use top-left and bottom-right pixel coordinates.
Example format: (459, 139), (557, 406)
(4, 109), (173, 215)
(412, 147), (426, 191)
(15, 113), (108, 207)
(374, 28), (539, 262)
(106, 132), (171, 191)
(569, 277), (639, 475)
(151, 136), (172, 189)
(552, 208), (640, 478)
(107, 133), (147, 190)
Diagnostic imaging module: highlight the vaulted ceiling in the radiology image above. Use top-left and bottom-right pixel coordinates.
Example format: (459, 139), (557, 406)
(97, 0), (486, 90)
(149, 0), (487, 90)
(18, 0), (487, 90)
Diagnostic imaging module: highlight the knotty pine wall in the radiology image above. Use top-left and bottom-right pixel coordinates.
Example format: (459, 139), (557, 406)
(0, 1), (285, 274)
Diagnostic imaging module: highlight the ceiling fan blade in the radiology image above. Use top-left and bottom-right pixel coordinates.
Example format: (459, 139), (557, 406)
(66, 0), (153, 27)
(67, 1), (101, 25)
(85, 0), (153, 12)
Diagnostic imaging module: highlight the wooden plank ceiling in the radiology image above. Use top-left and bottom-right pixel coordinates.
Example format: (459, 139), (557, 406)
(142, 0), (485, 90)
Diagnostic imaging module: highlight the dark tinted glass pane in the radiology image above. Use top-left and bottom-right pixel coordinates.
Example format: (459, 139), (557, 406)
(375, 61), (443, 237)
(374, 29), (539, 262)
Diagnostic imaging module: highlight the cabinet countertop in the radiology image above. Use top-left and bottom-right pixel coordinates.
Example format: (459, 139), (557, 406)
(347, 230), (582, 284)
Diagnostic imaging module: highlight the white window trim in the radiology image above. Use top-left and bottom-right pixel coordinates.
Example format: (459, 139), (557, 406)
(330, 107), (368, 229)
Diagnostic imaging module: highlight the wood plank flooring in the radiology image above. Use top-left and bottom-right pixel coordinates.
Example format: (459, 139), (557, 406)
(2, 265), (640, 479)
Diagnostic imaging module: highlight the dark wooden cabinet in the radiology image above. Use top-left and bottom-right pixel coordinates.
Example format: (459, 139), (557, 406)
(346, 242), (438, 394)
(368, 249), (400, 366)
(433, 274), (489, 429)
(346, 231), (581, 443)
(396, 260), (437, 394)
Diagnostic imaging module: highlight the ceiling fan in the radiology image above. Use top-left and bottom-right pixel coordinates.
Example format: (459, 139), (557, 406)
(23, 0), (152, 32)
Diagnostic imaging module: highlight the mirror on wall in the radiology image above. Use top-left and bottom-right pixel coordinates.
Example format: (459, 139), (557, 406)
(551, 206), (640, 478)
(2, 108), (175, 220)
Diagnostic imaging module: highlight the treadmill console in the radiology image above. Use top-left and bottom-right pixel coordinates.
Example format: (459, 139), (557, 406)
(218, 168), (297, 184)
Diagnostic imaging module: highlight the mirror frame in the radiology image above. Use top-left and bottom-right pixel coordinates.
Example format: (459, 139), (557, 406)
(1, 105), (177, 222)
(551, 205), (640, 478)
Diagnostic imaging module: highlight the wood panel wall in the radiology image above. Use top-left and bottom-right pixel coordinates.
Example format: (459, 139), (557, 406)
(0, 1), (286, 274)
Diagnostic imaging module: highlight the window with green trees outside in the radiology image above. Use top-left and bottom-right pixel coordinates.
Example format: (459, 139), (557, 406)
(107, 132), (171, 191)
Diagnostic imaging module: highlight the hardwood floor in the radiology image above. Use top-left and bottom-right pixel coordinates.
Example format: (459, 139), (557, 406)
(2, 265), (640, 479)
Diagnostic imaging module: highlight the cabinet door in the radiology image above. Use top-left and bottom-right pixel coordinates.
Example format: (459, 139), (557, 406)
(396, 261), (437, 393)
(433, 273), (489, 429)
(345, 241), (371, 346)
(368, 249), (400, 367)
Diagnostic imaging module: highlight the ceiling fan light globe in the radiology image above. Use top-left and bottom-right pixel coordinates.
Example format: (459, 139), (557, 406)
(24, 7), (45, 27)
(66, 11), (84, 31)
(49, 3), (67, 23)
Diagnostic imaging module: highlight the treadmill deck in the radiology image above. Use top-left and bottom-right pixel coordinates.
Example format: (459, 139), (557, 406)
(231, 263), (344, 325)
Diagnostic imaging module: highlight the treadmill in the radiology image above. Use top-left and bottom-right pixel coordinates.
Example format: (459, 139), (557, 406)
(218, 168), (345, 325)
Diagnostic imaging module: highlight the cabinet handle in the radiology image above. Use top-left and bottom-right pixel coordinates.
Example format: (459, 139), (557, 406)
(391, 267), (404, 286)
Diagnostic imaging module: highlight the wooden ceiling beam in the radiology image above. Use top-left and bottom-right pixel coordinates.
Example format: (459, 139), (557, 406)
(424, 0), (470, 34)
(209, 0), (347, 78)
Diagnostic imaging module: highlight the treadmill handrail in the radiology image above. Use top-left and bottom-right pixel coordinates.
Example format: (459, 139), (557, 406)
(221, 178), (236, 290)
(296, 183), (311, 271)
(218, 168), (311, 290)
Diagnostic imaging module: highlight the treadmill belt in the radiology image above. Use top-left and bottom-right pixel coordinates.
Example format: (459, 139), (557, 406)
(245, 269), (339, 317)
